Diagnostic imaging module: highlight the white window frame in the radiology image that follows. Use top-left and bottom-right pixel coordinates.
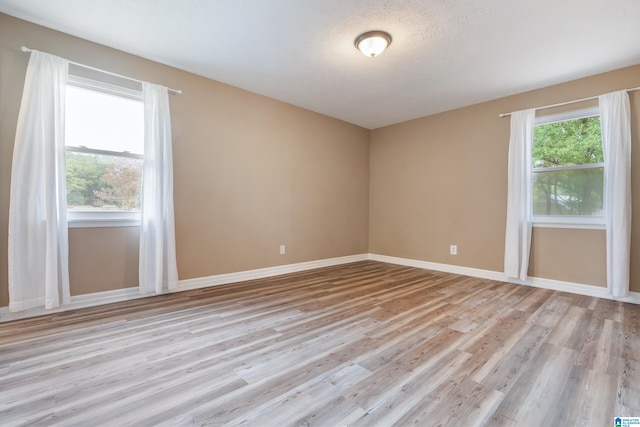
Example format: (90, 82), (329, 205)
(531, 106), (605, 230)
(65, 75), (144, 228)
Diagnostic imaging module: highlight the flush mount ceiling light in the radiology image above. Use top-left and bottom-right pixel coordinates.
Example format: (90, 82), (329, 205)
(354, 30), (392, 58)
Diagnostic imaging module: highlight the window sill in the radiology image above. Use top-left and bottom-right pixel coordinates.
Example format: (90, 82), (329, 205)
(532, 216), (605, 230)
(68, 219), (140, 228)
(68, 211), (140, 228)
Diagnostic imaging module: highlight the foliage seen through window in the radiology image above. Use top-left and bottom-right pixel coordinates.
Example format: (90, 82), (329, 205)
(532, 115), (604, 217)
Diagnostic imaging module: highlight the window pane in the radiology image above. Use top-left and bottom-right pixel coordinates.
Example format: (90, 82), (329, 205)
(533, 116), (603, 168)
(532, 167), (603, 216)
(66, 152), (143, 212)
(66, 85), (144, 155)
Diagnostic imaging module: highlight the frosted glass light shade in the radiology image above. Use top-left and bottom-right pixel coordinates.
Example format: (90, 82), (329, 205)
(355, 31), (392, 58)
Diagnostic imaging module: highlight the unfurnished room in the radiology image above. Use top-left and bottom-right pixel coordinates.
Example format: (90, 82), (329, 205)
(0, 1), (639, 426)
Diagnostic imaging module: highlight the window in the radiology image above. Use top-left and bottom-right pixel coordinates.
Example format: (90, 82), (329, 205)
(65, 76), (144, 227)
(531, 107), (604, 228)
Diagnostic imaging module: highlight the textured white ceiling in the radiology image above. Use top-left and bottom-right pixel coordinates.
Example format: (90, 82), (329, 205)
(1, 0), (639, 129)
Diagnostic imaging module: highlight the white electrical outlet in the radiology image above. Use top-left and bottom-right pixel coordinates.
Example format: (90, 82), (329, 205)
(279, 245), (286, 255)
(450, 245), (457, 255)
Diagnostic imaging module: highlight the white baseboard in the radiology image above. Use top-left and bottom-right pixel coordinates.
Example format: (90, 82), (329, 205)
(177, 254), (369, 291)
(3, 251), (638, 322)
(0, 254), (369, 322)
(0, 287), (146, 323)
(368, 254), (506, 282)
(368, 253), (640, 304)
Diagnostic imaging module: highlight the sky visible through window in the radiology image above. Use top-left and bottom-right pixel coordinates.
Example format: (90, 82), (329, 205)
(65, 85), (143, 154)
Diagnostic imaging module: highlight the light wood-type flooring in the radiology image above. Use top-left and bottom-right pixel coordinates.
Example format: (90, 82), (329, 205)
(1, 261), (639, 426)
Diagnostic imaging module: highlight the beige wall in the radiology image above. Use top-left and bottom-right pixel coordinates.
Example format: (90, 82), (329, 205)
(529, 228), (606, 287)
(370, 65), (640, 292)
(68, 228), (140, 295)
(0, 14), (371, 306)
(2, 13), (639, 309)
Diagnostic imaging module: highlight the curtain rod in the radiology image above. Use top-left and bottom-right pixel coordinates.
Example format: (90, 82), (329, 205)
(20, 46), (182, 95)
(498, 86), (640, 118)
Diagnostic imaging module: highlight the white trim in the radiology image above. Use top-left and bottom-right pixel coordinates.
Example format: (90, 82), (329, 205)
(508, 276), (610, 300)
(532, 221), (605, 230)
(4, 252), (637, 322)
(511, 275), (640, 304)
(68, 71), (143, 100)
(21, 46), (181, 95)
(367, 253), (505, 282)
(533, 162), (603, 173)
(499, 87), (640, 118)
(532, 215), (605, 230)
(535, 106), (599, 125)
(0, 254), (369, 322)
(0, 287), (146, 323)
(67, 211), (141, 228)
(531, 108), (605, 227)
(176, 254), (369, 291)
(368, 253), (640, 305)
(68, 219), (141, 228)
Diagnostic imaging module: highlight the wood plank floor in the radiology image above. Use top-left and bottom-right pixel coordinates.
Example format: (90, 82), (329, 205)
(1, 261), (639, 426)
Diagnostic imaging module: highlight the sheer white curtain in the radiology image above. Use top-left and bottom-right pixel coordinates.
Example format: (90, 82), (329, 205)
(504, 109), (536, 281)
(8, 50), (70, 311)
(599, 91), (632, 299)
(139, 82), (178, 295)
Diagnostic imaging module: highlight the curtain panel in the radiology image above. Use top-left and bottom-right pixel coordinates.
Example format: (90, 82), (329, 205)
(599, 91), (632, 299)
(504, 109), (535, 281)
(8, 50), (71, 311)
(139, 82), (179, 295)
(9, 52), (179, 311)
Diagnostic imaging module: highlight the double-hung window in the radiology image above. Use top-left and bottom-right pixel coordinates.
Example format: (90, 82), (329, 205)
(65, 75), (144, 227)
(531, 107), (605, 228)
